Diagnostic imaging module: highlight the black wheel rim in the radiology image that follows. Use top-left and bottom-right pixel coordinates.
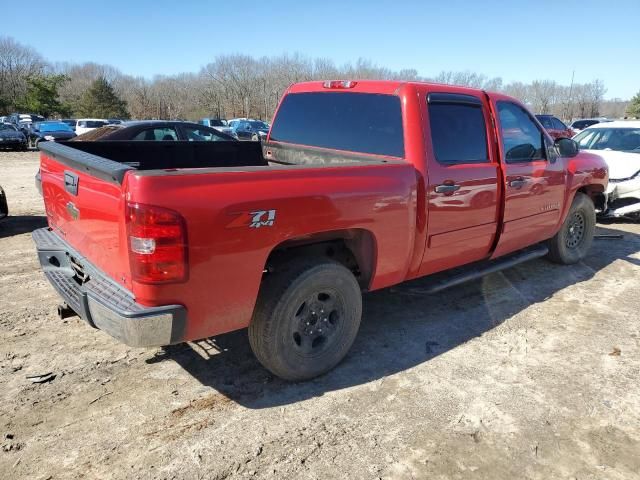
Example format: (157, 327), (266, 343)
(291, 290), (342, 356)
(566, 211), (586, 249)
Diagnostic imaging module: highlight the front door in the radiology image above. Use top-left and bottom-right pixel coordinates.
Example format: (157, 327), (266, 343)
(419, 91), (501, 276)
(490, 98), (566, 257)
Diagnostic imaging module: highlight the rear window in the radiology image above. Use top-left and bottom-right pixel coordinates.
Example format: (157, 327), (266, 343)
(270, 92), (404, 158)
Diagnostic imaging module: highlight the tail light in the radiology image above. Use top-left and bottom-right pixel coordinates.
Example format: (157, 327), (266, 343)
(126, 202), (188, 284)
(322, 80), (357, 89)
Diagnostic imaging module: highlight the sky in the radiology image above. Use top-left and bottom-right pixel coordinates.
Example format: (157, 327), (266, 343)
(3, 0), (638, 99)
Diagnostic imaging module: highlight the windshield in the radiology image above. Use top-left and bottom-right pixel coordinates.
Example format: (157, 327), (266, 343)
(249, 121), (269, 130)
(208, 119), (225, 127)
(270, 92), (404, 157)
(38, 122), (73, 132)
(535, 116), (554, 129)
(0, 124), (17, 131)
(574, 128), (640, 153)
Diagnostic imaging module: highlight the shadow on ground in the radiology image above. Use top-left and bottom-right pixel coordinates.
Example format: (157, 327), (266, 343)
(0, 215), (47, 239)
(148, 225), (640, 409)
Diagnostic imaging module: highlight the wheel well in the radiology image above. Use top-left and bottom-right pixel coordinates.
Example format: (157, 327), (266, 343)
(264, 229), (376, 290)
(578, 185), (605, 211)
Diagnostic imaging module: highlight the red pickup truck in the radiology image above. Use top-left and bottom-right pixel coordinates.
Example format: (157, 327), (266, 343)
(33, 80), (607, 380)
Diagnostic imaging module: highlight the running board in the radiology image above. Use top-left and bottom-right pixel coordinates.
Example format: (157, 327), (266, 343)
(424, 245), (549, 294)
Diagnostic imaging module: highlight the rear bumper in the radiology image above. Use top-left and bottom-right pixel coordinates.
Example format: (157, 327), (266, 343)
(32, 227), (186, 347)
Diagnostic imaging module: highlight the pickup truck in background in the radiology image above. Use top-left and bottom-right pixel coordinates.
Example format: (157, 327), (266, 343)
(33, 80), (608, 380)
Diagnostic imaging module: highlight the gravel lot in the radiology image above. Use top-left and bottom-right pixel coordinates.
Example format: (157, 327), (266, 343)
(1, 151), (639, 480)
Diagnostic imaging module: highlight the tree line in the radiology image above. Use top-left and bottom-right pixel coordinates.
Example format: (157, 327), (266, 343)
(1, 36), (637, 121)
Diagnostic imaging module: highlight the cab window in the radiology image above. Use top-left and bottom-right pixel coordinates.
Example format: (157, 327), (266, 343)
(498, 102), (546, 163)
(428, 99), (489, 164)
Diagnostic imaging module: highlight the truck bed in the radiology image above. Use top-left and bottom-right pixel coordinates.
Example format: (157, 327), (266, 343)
(37, 140), (416, 341)
(57, 140), (268, 171)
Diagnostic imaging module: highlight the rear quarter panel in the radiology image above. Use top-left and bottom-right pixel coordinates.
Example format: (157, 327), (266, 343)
(126, 162), (417, 340)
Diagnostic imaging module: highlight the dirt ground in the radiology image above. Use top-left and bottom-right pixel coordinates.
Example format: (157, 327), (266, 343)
(1, 151), (639, 480)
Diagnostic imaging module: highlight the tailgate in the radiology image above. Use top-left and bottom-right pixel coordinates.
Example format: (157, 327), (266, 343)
(39, 142), (134, 288)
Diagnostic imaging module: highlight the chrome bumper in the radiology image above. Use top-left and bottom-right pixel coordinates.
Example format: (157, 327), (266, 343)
(32, 228), (186, 347)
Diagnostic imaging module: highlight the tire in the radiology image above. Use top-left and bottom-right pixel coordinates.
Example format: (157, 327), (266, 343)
(248, 258), (362, 381)
(546, 192), (595, 264)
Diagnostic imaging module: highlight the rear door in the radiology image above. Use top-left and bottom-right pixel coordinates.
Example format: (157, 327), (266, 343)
(489, 97), (566, 257)
(419, 91), (501, 276)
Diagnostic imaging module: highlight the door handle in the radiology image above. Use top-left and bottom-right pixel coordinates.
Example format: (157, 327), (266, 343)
(435, 184), (461, 193)
(509, 178), (526, 189)
(64, 171), (79, 196)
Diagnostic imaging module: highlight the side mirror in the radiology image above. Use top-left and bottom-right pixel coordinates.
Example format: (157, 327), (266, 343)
(555, 137), (578, 158)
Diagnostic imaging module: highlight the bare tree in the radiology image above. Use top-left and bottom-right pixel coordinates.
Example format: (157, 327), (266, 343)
(0, 36), (46, 113)
(1, 37), (615, 123)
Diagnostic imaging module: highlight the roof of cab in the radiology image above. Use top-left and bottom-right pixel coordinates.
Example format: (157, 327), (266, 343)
(286, 79), (502, 97)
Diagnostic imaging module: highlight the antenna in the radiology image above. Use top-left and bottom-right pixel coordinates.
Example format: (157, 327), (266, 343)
(565, 70), (575, 121)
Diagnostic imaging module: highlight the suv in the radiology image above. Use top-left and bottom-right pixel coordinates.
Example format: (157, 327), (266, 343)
(535, 115), (575, 139)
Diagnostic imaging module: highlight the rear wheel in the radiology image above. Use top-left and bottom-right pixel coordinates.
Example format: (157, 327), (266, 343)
(248, 258), (362, 381)
(547, 192), (595, 264)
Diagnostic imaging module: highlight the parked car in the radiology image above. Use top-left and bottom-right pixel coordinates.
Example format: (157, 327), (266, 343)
(231, 119), (270, 141)
(8, 113), (45, 126)
(33, 121), (238, 194)
(106, 119), (124, 125)
(74, 119), (108, 136)
(574, 121), (640, 218)
(71, 120), (236, 142)
(0, 185), (7, 220)
(28, 121), (76, 148)
(198, 118), (233, 136)
(33, 80), (607, 381)
(535, 114), (575, 139)
(570, 118), (612, 134)
(0, 123), (28, 150)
